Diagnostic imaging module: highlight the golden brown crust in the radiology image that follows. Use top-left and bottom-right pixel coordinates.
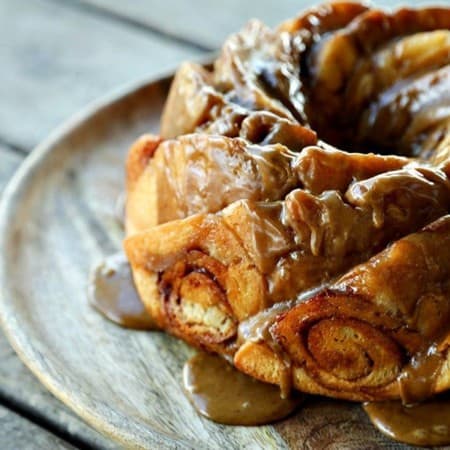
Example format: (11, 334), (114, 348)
(125, 134), (163, 235)
(124, 214), (265, 352)
(268, 216), (450, 401)
(160, 63), (219, 139)
(125, 134), (162, 191)
(125, 165), (449, 358)
(123, 2), (450, 402)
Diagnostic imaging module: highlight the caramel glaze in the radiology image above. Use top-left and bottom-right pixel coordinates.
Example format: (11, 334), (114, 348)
(363, 394), (450, 446)
(183, 352), (303, 425)
(228, 165), (449, 303)
(88, 252), (156, 330)
(238, 285), (327, 398)
(239, 301), (294, 398)
(102, 244), (450, 438)
(152, 134), (301, 223)
(398, 345), (446, 405)
(364, 340), (450, 445)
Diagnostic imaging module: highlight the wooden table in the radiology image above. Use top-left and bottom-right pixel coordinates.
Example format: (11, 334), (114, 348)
(0, 0), (435, 448)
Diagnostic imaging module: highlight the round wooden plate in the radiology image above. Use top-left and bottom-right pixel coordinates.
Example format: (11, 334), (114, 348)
(0, 75), (410, 449)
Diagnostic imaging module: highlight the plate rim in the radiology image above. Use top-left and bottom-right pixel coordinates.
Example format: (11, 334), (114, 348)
(0, 70), (189, 449)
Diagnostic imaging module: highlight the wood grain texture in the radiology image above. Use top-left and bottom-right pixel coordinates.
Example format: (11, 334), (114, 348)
(0, 144), (118, 449)
(0, 75), (436, 450)
(0, 334), (119, 449)
(0, 0), (205, 151)
(0, 405), (75, 450)
(76, 0), (445, 49)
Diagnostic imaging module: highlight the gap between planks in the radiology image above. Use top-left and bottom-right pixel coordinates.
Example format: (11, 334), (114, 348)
(51, 0), (214, 52)
(0, 404), (75, 450)
(0, 391), (99, 450)
(0, 136), (29, 157)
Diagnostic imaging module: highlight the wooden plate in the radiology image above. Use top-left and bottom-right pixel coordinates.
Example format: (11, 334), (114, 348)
(0, 75), (408, 449)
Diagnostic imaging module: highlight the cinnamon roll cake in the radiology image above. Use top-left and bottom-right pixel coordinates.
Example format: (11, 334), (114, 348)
(123, 1), (450, 408)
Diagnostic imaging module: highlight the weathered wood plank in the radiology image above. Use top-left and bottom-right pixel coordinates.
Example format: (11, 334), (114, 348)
(76, 0), (437, 49)
(75, 0), (310, 48)
(0, 405), (75, 450)
(0, 0), (204, 151)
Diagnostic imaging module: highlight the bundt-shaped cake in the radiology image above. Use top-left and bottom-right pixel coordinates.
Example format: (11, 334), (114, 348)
(124, 2), (450, 403)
